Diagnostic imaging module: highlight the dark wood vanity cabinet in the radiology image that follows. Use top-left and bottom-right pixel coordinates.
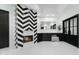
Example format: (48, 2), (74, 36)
(42, 34), (51, 41)
(37, 33), (51, 42)
(0, 10), (9, 48)
(37, 33), (43, 42)
(37, 33), (61, 42)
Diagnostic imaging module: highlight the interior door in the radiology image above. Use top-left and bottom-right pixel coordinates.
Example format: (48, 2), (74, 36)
(0, 10), (9, 48)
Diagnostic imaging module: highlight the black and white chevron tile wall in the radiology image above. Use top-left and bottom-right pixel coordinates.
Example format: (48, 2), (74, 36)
(15, 4), (37, 48)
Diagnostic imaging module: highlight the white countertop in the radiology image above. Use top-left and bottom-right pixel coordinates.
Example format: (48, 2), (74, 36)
(37, 30), (62, 33)
(23, 30), (62, 36)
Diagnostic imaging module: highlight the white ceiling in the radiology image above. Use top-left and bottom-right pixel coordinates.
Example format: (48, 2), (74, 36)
(38, 4), (67, 14)
(25, 4), (68, 17)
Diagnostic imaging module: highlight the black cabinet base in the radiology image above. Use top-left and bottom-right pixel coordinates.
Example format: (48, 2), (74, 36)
(58, 34), (78, 48)
(37, 33), (61, 42)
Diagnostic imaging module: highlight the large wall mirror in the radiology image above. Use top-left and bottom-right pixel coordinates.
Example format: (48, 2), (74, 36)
(40, 21), (57, 30)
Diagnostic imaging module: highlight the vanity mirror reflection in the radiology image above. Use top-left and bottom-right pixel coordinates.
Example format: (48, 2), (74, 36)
(40, 21), (57, 30)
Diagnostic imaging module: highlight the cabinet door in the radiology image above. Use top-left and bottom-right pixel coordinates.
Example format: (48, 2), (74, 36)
(42, 34), (51, 41)
(37, 34), (43, 42)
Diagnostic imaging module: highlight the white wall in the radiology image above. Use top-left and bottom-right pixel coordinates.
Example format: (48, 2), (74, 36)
(0, 4), (16, 48)
(37, 17), (62, 33)
(37, 11), (62, 33)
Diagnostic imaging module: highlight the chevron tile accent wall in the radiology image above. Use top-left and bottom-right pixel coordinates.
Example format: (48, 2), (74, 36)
(15, 4), (37, 48)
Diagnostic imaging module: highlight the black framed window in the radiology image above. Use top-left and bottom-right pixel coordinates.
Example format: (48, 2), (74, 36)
(70, 19), (74, 35)
(64, 21), (67, 34)
(63, 15), (78, 36)
(67, 21), (69, 34)
(73, 17), (77, 35)
(64, 21), (69, 34)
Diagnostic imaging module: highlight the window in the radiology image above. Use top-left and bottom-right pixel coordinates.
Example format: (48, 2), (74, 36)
(73, 17), (77, 35)
(67, 21), (69, 34)
(64, 21), (67, 34)
(70, 19), (74, 35)
(64, 21), (69, 34)
(63, 16), (78, 36)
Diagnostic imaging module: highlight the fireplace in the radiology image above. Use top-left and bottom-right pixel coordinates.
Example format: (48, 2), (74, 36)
(23, 35), (33, 43)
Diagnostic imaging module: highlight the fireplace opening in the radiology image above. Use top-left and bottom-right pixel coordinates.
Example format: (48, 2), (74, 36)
(23, 36), (33, 43)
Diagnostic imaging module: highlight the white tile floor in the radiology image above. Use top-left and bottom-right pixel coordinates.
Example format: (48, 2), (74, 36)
(0, 41), (79, 55)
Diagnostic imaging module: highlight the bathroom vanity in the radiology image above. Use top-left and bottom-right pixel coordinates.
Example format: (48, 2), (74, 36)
(37, 33), (61, 42)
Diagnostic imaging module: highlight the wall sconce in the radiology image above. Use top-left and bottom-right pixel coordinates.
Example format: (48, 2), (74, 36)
(58, 25), (61, 31)
(50, 24), (56, 29)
